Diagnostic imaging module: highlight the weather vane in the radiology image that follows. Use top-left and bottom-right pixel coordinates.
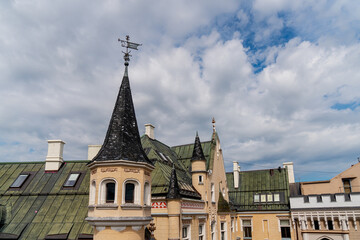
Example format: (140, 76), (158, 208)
(118, 35), (142, 66)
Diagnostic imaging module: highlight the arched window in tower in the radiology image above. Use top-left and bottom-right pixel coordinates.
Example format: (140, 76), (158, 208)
(89, 180), (96, 205)
(99, 179), (117, 204)
(122, 179), (140, 204)
(125, 182), (135, 203)
(144, 182), (151, 206)
(106, 182), (116, 203)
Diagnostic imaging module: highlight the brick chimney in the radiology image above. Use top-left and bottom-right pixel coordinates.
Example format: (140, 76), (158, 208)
(145, 124), (155, 139)
(45, 140), (65, 172)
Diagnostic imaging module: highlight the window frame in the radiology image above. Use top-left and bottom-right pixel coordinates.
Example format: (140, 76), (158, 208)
(342, 178), (352, 193)
(122, 179), (140, 205)
(144, 182), (151, 206)
(242, 219), (252, 240)
(182, 224), (191, 240)
(220, 222), (226, 240)
(99, 178), (118, 205)
(8, 172), (35, 191)
(61, 171), (85, 190)
(89, 180), (96, 205)
(279, 219), (291, 240)
(199, 223), (205, 240)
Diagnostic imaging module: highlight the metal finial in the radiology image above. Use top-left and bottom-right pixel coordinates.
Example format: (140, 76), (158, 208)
(212, 117), (216, 132)
(118, 35), (142, 66)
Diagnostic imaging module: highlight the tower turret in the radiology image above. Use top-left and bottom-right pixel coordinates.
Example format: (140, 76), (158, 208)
(86, 37), (154, 240)
(191, 132), (207, 199)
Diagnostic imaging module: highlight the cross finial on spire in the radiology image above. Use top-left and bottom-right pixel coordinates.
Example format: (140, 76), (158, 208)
(118, 35), (142, 66)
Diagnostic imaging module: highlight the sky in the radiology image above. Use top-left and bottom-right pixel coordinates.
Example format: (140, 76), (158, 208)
(1, 0), (360, 182)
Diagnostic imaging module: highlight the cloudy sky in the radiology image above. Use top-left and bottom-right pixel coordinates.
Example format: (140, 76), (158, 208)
(1, 0), (360, 182)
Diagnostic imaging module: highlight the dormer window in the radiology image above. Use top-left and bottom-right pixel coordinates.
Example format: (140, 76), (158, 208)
(64, 173), (80, 187)
(10, 174), (29, 188)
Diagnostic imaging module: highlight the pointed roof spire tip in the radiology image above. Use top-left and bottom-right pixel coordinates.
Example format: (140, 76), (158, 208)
(191, 132), (206, 161)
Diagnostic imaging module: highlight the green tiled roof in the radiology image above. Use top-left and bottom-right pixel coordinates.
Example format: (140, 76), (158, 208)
(226, 168), (290, 211)
(171, 140), (213, 171)
(141, 135), (201, 199)
(0, 161), (92, 239)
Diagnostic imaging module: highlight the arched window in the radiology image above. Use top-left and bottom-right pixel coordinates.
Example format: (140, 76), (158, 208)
(89, 180), (96, 205)
(122, 179), (140, 205)
(106, 182), (116, 203)
(99, 179), (117, 204)
(144, 182), (151, 206)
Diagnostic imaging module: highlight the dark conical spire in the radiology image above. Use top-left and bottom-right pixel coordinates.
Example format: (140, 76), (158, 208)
(167, 164), (181, 199)
(191, 132), (206, 161)
(91, 64), (152, 165)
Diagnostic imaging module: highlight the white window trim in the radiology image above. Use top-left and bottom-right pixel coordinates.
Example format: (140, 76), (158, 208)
(144, 181), (151, 206)
(220, 221), (227, 240)
(199, 223), (205, 240)
(122, 178), (140, 205)
(89, 180), (96, 205)
(278, 218), (292, 233)
(241, 218), (253, 239)
(182, 224), (191, 240)
(99, 178), (118, 204)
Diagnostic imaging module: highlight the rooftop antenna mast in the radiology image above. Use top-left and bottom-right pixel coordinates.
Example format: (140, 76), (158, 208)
(118, 35), (142, 66)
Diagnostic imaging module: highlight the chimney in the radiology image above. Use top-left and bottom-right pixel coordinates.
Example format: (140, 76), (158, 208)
(145, 124), (155, 139)
(88, 145), (102, 160)
(283, 162), (295, 184)
(45, 140), (65, 172)
(233, 161), (240, 188)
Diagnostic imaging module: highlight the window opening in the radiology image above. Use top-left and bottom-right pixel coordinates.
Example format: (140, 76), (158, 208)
(10, 174), (29, 188)
(314, 220), (319, 230)
(220, 222), (226, 240)
(328, 220), (334, 230)
(274, 193), (280, 202)
(125, 182), (135, 203)
(144, 182), (150, 205)
(211, 222), (216, 240)
(267, 194), (273, 202)
(280, 219), (291, 240)
(63, 173), (80, 187)
(106, 182), (115, 203)
(199, 224), (205, 240)
(254, 194), (260, 202)
(243, 220), (252, 240)
(343, 179), (352, 193)
(199, 175), (203, 184)
(182, 225), (190, 240)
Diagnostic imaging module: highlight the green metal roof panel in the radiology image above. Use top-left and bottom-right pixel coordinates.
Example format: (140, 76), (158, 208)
(0, 161), (92, 239)
(227, 168), (290, 211)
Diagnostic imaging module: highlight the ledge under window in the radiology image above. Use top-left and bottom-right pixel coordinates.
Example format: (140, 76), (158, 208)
(121, 203), (142, 210)
(96, 204), (118, 209)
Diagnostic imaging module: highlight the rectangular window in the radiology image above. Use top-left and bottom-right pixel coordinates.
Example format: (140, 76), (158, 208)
(63, 173), (80, 187)
(343, 179), (352, 193)
(182, 225), (190, 240)
(274, 193), (280, 202)
(231, 219), (234, 232)
(10, 174), (29, 188)
(267, 194), (273, 202)
(260, 194), (266, 202)
(199, 224), (205, 240)
(280, 220), (291, 240)
(211, 183), (215, 202)
(242, 220), (252, 240)
(314, 220), (319, 230)
(199, 175), (203, 184)
(254, 194), (259, 203)
(220, 222), (226, 240)
(211, 222), (215, 240)
(328, 220), (334, 230)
